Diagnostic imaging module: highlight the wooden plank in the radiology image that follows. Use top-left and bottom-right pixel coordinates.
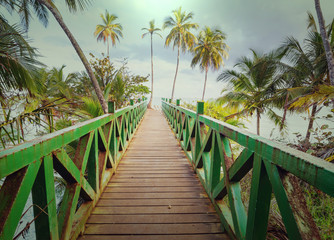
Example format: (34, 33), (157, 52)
(96, 198), (210, 206)
(84, 223), (223, 234)
(92, 205), (216, 214)
(79, 234), (228, 240)
(100, 192), (208, 199)
(87, 213), (220, 223)
(104, 186), (202, 193)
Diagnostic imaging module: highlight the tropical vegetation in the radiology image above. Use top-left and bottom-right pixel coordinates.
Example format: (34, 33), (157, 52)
(163, 7), (199, 101)
(191, 26), (229, 100)
(94, 10), (123, 57)
(142, 20), (162, 108)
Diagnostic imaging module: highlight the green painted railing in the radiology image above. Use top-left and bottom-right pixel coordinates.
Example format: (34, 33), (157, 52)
(162, 99), (334, 240)
(0, 101), (147, 240)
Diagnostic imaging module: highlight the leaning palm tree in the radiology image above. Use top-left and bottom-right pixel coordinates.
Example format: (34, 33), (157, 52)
(314, 0), (334, 85)
(217, 50), (283, 136)
(1, 0), (109, 113)
(142, 20), (162, 108)
(94, 11), (123, 57)
(191, 26), (229, 100)
(163, 7), (198, 101)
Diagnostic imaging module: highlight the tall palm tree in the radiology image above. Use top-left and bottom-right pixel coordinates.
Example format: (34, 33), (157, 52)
(314, 0), (334, 85)
(163, 7), (198, 101)
(142, 20), (162, 108)
(1, 0), (109, 113)
(217, 50), (282, 135)
(94, 11), (123, 57)
(191, 26), (229, 100)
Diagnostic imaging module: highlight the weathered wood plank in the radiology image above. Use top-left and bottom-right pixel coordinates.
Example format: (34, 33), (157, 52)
(84, 223), (223, 234)
(104, 186), (202, 192)
(87, 213), (220, 223)
(100, 192), (208, 199)
(79, 234), (228, 240)
(92, 205), (216, 214)
(96, 198), (210, 206)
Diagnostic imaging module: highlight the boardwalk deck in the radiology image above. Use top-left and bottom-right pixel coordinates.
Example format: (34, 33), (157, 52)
(79, 109), (229, 240)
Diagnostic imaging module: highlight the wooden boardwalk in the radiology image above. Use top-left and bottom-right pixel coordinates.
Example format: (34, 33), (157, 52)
(79, 109), (229, 240)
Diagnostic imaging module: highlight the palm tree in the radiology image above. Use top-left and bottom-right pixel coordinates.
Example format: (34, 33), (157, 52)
(94, 11), (123, 57)
(142, 20), (162, 108)
(314, 0), (334, 85)
(279, 30), (333, 142)
(191, 26), (229, 100)
(217, 50), (282, 135)
(0, 16), (43, 97)
(163, 7), (199, 101)
(1, 0), (109, 113)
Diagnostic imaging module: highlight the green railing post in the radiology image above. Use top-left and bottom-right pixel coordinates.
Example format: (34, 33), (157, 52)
(176, 99), (180, 106)
(196, 101), (204, 115)
(130, 99), (134, 106)
(138, 98), (141, 103)
(108, 101), (115, 113)
(169, 99), (172, 103)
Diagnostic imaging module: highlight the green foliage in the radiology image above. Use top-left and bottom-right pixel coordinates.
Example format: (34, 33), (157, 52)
(191, 26), (229, 72)
(303, 185), (334, 239)
(182, 100), (245, 127)
(0, 16), (43, 98)
(94, 10), (123, 56)
(163, 6), (199, 52)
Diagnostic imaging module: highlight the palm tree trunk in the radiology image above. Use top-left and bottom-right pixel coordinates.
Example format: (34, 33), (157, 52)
(171, 43), (180, 101)
(315, 0), (334, 85)
(107, 37), (110, 58)
(280, 91), (289, 131)
(256, 109), (260, 135)
(148, 34), (153, 109)
(202, 66), (208, 101)
(305, 103), (317, 142)
(38, 0), (108, 114)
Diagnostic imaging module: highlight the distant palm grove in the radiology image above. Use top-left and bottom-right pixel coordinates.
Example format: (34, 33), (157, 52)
(0, 1), (333, 238)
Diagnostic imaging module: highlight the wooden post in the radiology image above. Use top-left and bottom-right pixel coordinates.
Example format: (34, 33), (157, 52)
(197, 101), (204, 115)
(108, 101), (115, 114)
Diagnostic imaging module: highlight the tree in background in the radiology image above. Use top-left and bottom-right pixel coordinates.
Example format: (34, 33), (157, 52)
(0, 16), (43, 98)
(142, 20), (162, 108)
(314, 0), (334, 85)
(94, 10), (123, 57)
(278, 13), (334, 142)
(217, 50), (283, 135)
(0, 0), (109, 113)
(191, 26), (229, 100)
(163, 7), (198, 101)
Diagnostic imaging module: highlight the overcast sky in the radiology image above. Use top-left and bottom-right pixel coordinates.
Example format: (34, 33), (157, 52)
(4, 0), (334, 101)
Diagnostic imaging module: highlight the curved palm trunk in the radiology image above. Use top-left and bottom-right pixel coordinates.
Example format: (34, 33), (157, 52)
(202, 66), (208, 101)
(315, 0), (334, 85)
(148, 34), (154, 109)
(280, 91), (289, 131)
(305, 103), (317, 142)
(107, 37), (110, 58)
(171, 44), (180, 101)
(256, 109), (260, 135)
(38, 0), (108, 114)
